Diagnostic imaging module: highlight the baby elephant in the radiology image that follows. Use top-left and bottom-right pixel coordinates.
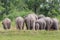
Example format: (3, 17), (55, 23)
(2, 18), (11, 29)
(35, 22), (39, 30)
(16, 17), (24, 30)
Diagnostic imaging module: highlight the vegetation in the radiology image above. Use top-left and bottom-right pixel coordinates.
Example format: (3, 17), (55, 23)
(0, 0), (60, 20)
(0, 30), (60, 40)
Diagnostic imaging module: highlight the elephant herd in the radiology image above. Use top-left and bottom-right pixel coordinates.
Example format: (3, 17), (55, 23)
(2, 13), (59, 30)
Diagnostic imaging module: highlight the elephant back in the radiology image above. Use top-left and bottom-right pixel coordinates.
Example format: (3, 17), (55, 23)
(2, 18), (11, 24)
(16, 17), (24, 23)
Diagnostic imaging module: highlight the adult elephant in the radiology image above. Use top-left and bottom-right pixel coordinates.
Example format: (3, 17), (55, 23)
(51, 18), (59, 30)
(16, 16), (24, 30)
(44, 17), (53, 30)
(35, 18), (46, 30)
(2, 18), (11, 29)
(24, 13), (38, 30)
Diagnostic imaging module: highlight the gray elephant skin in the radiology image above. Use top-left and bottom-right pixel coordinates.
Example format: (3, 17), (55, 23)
(16, 17), (24, 30)
(35, 18), (46, 30)
(38, 14), (45, 19)
(24, 13), (38, 30)
(44, 17), (53, 30)
(51, 18), (59, 30)
(2, 18), (11, 29)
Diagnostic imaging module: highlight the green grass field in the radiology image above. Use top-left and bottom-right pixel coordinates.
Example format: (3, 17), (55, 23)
(0, 30), (60, 40)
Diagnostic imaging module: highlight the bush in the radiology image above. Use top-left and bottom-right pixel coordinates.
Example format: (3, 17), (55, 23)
(6, 10), (33, 21)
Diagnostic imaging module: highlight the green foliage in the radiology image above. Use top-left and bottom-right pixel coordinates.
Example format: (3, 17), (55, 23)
(0, 0), (60, 20)
(2, 10), (32, 20)
(24, 0), (60, 17)
(8, 10), (32, 20)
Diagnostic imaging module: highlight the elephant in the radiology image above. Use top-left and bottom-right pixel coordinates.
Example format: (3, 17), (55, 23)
(2, 18), (11, 29)
(24, 13), (38, 30)
(38, 14), (45, 19)
(51, 18), (59, 30)
(16, 16), (24, 30)
(35, 22), (39, 30)
(44, 17), (53, 30)
(35, 18), (46, 30)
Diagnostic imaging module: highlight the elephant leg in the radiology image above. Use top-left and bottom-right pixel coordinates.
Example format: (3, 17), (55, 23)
(33, 22), (35, 30)
(7, 23), (11, 29)
(30, 20), (33, 30)
(20, 22), (23, 30)
(35, 23), (39, 30)
(46, 22), (50, 30)
(39, 23), (41, 30)
(35, 23), (37, 30)
(26, 20), (30, 30)
(31, 20), (35, 30)
(47, 24), (51, 30)
(25, 20), (28, 30)
(16, 23), (20, 30)
(35, 26), (37, 30)
(43, 23), (46, 30)
(18, 24), (20, 30)
(47, 25), (49, 30)
(54, 24), (58, 30)
(35, 24), (37, 30)
(42, 23), (44, 30)
(37, 24), (39, 30)
(3, 24), (7, 29)
(19, 24), (22, 30)
(22, 22), (24, 30)
(40, 23), (43, 30)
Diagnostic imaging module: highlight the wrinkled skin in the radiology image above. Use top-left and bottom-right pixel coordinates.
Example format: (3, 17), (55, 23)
(16, 17), (24, 30)
(2, 18), (11, 29)
(35, 18), (46, 30)
(44, 17), (53, 30)
(51, 18), (59, 30)
(24, 13), (38, 30)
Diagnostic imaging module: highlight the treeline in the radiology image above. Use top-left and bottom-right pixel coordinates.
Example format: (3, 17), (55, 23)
(0, 0), (60, 20)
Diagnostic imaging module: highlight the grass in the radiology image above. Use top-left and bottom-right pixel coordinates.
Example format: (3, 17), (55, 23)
(0, 30), (60, 40)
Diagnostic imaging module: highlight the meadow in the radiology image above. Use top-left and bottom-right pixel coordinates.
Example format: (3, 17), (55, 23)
(0, 30), (60, 40)
(0, 21), (60, 40)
